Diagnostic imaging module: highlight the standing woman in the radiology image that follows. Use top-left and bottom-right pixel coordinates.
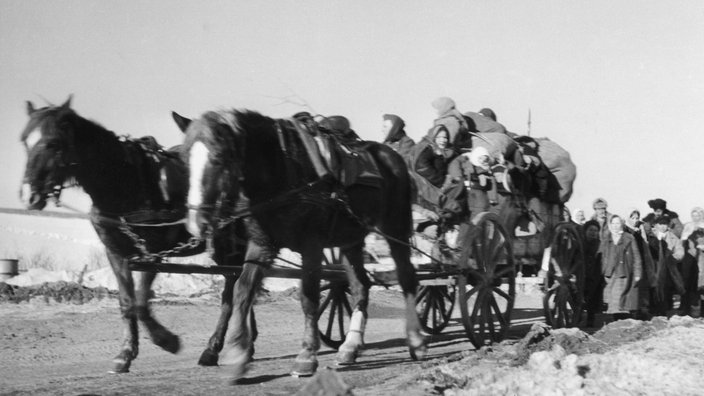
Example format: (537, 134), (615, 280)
(600, 214), (643, 320)
(623, 208), (656, 319)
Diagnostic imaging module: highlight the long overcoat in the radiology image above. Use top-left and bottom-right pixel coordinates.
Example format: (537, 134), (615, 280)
(599, 232), (643, 313)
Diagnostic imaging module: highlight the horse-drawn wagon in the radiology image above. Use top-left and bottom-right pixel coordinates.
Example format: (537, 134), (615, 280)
(19, 97), (584, 381)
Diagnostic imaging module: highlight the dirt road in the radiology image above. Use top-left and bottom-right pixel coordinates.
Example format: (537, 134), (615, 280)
(0, 288), (545, 395)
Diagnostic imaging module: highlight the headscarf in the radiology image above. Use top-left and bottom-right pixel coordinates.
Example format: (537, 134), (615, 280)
(572, 208), (585, 224)
(382, 114), (407, 143)
(431, 97), (469, 143)
(624, 207), (641, 229)
(469, 146), (491, 169)
(691, 207), (704, 223)
(423, 125), (454, 159)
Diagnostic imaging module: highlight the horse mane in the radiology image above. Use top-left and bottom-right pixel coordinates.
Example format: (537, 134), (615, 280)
(21, 105), (118, 145)
(183, 109), (271, 163)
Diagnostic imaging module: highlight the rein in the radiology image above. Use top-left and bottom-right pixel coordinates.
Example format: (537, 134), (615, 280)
(204, 178), (332, 229)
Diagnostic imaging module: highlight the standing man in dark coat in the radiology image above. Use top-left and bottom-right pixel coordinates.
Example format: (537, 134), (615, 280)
(643, 198), (684, 238)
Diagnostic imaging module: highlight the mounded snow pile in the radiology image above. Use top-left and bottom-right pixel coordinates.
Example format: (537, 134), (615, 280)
(418, 317), (704, 395)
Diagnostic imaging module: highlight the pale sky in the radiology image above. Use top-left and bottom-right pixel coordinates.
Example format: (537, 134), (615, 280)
(1, 1), (703, 221)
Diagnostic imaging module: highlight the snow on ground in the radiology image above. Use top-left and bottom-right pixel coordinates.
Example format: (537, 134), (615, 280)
(414, 317), (704, 396)
(0, 211), (299, 295)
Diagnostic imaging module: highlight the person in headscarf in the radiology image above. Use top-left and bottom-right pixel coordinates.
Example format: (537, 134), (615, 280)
(623, 207), (655, 319)
(642, 198), (684, 238)
(572, 208), (586, 225)
(414, 125), (454, 188)
(407, 124), (458, 217)
(582, 220), (604, 326)
(381, 114), (415, 159)
(681, 207), (704, 240)
(431, 97), (472, 152)
(599, 214), (642, 321)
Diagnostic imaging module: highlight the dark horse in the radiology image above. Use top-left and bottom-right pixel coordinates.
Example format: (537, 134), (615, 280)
(19, 96), (253, 373)
(176, 109), (427, 380)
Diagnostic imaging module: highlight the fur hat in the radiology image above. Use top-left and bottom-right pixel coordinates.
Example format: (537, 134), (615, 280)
(648, 198), (667, 210)
(654, 214), (671, 225)
(592, 198), (608, 209)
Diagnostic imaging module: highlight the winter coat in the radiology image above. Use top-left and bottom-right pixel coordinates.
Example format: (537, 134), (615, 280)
(431, 97), (471, 151)
(599, 231), (642, 313)
(590, 212), (613, 240)
(415, 144), (448, 188)
(382, 114), (415, 159)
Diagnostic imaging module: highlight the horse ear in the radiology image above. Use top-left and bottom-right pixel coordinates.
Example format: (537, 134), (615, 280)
(172, 111), (191, 133)
(61, 95), (73, 109)
(26, 101), (35, 115)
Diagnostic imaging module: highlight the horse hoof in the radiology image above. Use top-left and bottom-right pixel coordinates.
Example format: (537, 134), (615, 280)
(335, 350), (358, 365)
(109, 358), (131, 374)
(161, 334), (181, 354)
(290, 359), (318, 377)
(229, 362), (249, 383)
(409, 344), (428, 361)
(198, 348), (219, 366)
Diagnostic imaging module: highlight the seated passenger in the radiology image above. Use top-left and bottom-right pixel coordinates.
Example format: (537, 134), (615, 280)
(444, 146), (499, 215)
(415, 125), (453, 188)
(409, 125), (457, 215)
(381, 113), (415, 159)
(432, 97), (472, 152)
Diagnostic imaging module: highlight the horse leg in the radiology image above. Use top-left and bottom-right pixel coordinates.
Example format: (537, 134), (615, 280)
(134, 271), (181, 354)
(336, 242), (370, 365)
(388, 239), (428, 360)
(105, 250), (139, 373)
(199, 274), (236, 366)
(291, 246), (323, 377)
(225, 241), (271, 382)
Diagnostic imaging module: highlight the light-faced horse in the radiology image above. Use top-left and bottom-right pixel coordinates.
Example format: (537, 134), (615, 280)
(177, 109), (427, 380)
(19, 97), (252, 373)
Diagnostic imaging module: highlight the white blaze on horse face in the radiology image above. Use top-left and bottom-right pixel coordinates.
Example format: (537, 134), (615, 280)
(188, 141), (209, 208)
(25, 128), (42, 151)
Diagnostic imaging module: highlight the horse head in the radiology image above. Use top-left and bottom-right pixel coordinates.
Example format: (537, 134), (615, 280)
(20, 96), (78, 210)
(176, 110), (244, 238)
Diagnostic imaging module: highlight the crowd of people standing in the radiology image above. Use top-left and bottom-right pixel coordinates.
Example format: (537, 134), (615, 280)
(574, 198), (704, 325)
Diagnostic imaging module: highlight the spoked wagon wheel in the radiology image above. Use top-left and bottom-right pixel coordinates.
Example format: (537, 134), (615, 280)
(457, 212), (516, 349)
(318, 247), (352, 349)
(543, 222), (585, 328)
(415, 283), (456, 334)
